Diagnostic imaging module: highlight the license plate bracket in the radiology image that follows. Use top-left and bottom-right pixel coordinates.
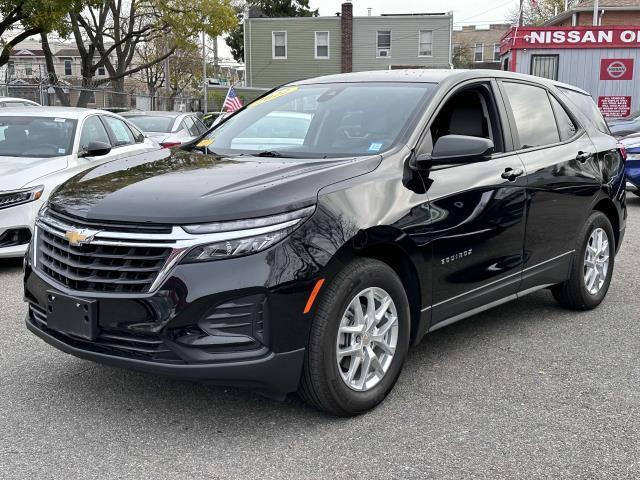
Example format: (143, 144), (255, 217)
(46, 290), (99, 340)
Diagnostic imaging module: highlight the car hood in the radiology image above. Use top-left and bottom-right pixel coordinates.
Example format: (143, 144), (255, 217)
(48, 148), (382, 224)
(0, 155), (68, 191)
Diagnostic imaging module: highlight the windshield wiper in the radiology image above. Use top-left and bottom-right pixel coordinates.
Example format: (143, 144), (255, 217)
(254, 150), (287, 158)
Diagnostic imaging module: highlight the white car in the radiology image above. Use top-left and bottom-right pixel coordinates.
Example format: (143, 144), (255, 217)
(0, 107), (160, 258)
(0, 96), (40, 107)
(120, 111), (208, 148)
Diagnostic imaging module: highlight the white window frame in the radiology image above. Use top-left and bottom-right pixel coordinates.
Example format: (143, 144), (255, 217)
(474, 43), (484, 63)
(272, 31), (288, 60)
(314, 31), (330, 59)
(493, 43), (500, 62)
(63, 59), (72, 75)
(376, 30), (391, 58)
(418, 30), (433, 57)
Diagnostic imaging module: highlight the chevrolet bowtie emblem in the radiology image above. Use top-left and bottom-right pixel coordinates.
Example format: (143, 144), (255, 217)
(64, 230), (93, 247)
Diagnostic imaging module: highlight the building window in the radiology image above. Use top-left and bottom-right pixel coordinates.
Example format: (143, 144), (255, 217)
(493, 43), (500, 62)
(7, 61), (14, 77)
(315, 31), (329, 59)
(377, 30), (391, 57)
(474, 43), (484, 62)
(98, 67), (106, 76)
(24, 64), (32, 76)
(419, 30), (433, 57)
(272, 31), (287, 59)
(530, 54), (559, 80)
(64, 59), (72, 75)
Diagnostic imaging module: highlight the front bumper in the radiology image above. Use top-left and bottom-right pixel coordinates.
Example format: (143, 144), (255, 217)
(26, 314), (305, 392)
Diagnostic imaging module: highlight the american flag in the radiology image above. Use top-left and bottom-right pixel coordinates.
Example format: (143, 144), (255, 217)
(222, 86), (243, 113)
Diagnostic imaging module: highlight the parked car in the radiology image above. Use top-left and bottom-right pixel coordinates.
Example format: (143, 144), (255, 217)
(619, 132), (640, 196)
(0, 107), (160, 258)
(0, 96), (40, 107)
(120, 111), (207, 148)
(608, 110), (640, 138)
(24, 70), (626, 416)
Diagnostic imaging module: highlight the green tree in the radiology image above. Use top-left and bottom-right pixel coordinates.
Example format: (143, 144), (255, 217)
(0, 0), (87, 67)
(508, 0), (581, 26)
(225, 0), (318, 62)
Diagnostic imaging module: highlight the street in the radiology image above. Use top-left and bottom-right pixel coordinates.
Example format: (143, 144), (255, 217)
(1, 198), (639, 479)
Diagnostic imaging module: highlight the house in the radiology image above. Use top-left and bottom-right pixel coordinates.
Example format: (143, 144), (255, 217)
(452, 24), (511, 69)
(244, 2), (453, 88)
(544, 0), (640, 26)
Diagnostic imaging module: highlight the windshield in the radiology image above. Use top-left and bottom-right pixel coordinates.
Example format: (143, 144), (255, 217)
(0, 116), (77, 157)
(194, 82), (436, 158)
(124, 115), (175, 133)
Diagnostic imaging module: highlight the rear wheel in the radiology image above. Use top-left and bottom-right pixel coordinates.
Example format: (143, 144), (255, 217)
(552, 211), (615, 310)
(298, 258), (410, 416)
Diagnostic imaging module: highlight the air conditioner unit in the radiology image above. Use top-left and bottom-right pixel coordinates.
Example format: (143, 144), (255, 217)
(378, 49), (389, 57)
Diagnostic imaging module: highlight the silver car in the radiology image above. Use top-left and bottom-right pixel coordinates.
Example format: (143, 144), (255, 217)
(120, 111), (208, 148)
(0, 96), (40, 107)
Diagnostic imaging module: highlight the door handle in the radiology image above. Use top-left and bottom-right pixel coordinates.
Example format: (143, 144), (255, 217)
(501, 167), (524, 181)
(576, 151), (593, 162)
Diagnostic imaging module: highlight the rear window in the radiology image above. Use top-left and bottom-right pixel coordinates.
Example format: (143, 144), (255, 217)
(124, 115), (174, 133)
(558, 88), (610, 135)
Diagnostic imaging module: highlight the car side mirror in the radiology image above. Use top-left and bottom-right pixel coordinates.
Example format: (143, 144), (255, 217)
(415, 135), (494, 168)
(80, 141), (112, 158)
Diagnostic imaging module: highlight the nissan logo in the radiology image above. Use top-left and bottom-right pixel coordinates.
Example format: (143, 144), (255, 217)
(607, 61), (627, 79)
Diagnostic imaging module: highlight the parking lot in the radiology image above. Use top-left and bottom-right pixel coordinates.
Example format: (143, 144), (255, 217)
(0, 198), (638, 479)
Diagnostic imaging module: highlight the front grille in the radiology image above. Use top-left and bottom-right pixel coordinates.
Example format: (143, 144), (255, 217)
(36, 211), (174, 294)
(29, 303), (180, 361)
(47, 208), (172, 234)
(38, 230), (171, 293)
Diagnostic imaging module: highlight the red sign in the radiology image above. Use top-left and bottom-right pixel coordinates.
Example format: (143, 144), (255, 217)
(600, 59), (634, 80)
(501, 26), (640, 53)
(598, 96), (632, 118)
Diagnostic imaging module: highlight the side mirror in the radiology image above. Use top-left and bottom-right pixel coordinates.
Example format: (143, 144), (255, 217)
(80, 141), (111, 158)
(415, 135), (494, 168)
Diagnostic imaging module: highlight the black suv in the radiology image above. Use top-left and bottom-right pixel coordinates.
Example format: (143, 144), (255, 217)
(24, 70), (626, 416)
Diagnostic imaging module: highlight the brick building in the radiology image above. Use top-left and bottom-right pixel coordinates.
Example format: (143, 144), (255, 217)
(452, 24), (511, 69)
(545, 0), (640, 26)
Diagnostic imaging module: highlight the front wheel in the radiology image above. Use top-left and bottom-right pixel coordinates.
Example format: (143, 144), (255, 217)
(552, 211), (615, 310)
(298, 258), (410, 416)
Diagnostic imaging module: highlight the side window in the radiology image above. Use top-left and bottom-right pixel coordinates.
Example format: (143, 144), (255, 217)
(127, 123), (145, 143)
(79, 116), (111, 152)
(503, 82), (559, 149)
(194, 118), (207, 135)
(183, 116), (198, 136)
(423, 83), (505, 155)
(558, 88), (610, 135)
(102, 116), (135, 146)
(550, 95), (577, 141)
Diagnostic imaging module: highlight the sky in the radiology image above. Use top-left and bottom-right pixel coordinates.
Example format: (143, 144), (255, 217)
(216, 0), (517, 60)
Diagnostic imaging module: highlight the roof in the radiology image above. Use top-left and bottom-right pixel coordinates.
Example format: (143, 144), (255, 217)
(0, 97), (40, 105)
(10, 48), (44, 57)
(544, 0), (640, 25)
(0, 106), (121, 119)
(291, 68), (589, 94)
(55, 48), (81, 57)
(120, 111), (186, 118)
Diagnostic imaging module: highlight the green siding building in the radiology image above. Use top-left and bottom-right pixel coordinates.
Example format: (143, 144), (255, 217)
(244, 3), (453, 88)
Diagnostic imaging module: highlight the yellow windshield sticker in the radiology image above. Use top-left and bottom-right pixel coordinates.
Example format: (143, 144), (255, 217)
(249, 86), (299, 108)
(196, 138), (214, 148)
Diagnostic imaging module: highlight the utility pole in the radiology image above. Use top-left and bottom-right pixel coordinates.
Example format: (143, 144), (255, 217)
(518, 0), (524, 26)
(593, 0), (599, 25)
(202, 30), (208, 114)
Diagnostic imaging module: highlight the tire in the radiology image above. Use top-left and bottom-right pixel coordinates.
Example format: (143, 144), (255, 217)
(552, 211), (615, 310)
(298, 258), (410, 416)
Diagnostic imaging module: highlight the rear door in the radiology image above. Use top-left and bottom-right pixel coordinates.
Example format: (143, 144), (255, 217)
(498, 80), (601, 291)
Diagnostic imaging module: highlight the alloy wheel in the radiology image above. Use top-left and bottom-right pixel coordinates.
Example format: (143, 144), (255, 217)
(335, 287), (399, 392)
(583, 227), (610, 295)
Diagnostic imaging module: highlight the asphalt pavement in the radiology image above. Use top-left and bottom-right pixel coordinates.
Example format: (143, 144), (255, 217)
(1, 199), (639, 479)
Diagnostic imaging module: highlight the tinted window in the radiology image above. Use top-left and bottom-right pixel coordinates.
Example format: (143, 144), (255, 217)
(558, 88), (610, 134)
(124, 115), (174, 133)
(80, 116), (110, 151)
(0, 116), (76, 157)
(102, 116), (135, 146)
(504, 82), (559, 148)
(550, 95), (577, 141)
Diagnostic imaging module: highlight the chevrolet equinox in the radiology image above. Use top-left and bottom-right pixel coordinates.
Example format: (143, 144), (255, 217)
(24, 70), (627, 416)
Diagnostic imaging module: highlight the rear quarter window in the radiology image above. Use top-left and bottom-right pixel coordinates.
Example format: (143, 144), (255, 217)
(558, 88), (610, 135)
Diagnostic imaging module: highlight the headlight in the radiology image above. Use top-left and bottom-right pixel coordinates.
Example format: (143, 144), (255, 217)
(627, 153), (640, 161)
(0, 185), (44, 210)
(181, 205), (315, 263)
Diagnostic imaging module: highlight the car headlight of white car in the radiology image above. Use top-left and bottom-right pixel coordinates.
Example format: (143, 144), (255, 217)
(0, 185), (44, 210)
